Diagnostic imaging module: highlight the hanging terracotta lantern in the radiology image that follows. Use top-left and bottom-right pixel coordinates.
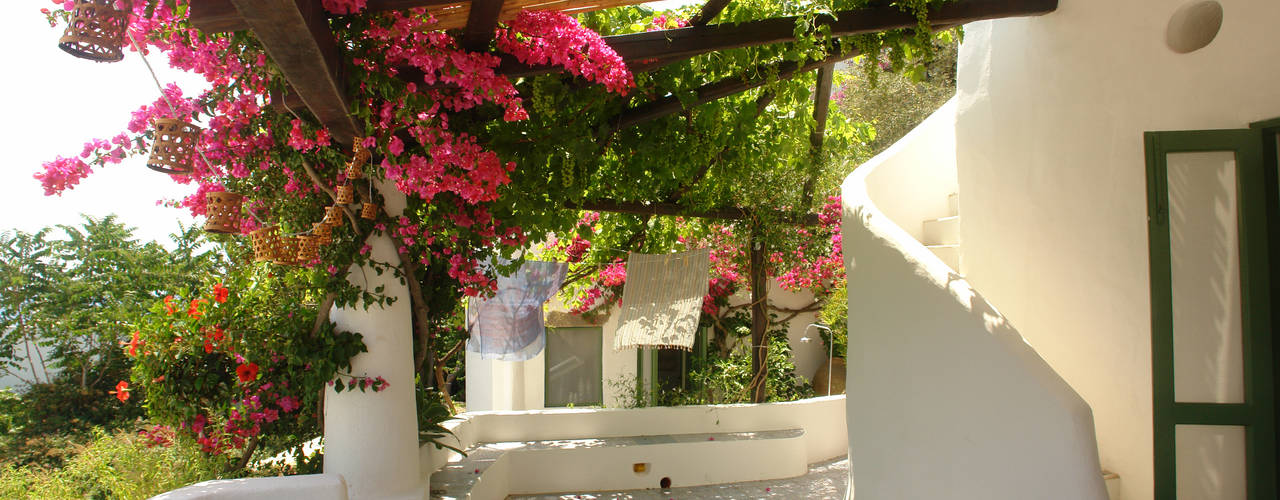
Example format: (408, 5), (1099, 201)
(335, 183), (355, 205)
(360, 202), (379, 220)
(58, 0), (131, 63)
(273, 236), (301, 266)
(344, 160), (363, 180)
(203, 191), (243, 234)
(296, 235), (321, 263)
(250, 226), (280, 262)
(323, 205), (345, 228)
(147, 118), (202, 175)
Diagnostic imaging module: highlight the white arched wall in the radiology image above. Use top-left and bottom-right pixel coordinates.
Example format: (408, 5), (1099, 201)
(841, 156), (1106, 499)
(954, 2), (1280, 499)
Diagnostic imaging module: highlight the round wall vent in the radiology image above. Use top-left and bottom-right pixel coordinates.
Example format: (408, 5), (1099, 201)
(1166, 1), (1223, 54)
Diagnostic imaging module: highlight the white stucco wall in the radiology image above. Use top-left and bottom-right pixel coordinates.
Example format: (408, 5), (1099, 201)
(954, 2), (1280, 499)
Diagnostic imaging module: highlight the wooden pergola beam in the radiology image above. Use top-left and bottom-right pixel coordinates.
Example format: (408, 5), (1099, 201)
(800, 63), (834, 207)
(230, 0), (359, 145)
(565, 199), (821, 226)
(190, 0), (463, 33)
(689, 0), (732, 26)
(459, 0), (504, 51)
(494, 0), (1056, 77)
(613, 43), (857, 130)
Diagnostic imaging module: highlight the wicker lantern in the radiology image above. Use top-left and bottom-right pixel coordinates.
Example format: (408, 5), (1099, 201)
(273, 236), (301, 266)
(296, 235), (321, 263)
(344, 161), (363, 180)
(360, 202), (379, 220)
(323, 205), (345, 228)
(58, 0), (131, 63)
(312, 222), (331, 239)
(250, 226), (280, 262)
(335, 184), (355, 204)
(203, 191), (243, 234)
(147, 118), (202, 175)
(352, 140), (372, 167)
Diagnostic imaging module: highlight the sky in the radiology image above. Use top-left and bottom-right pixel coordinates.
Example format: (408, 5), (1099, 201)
(0, 0), (698, 247)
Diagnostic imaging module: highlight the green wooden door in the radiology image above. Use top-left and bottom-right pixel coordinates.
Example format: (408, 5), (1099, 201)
(1146, 128), (1275, 499)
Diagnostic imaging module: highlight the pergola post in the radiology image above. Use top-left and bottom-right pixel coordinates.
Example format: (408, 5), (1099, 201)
(324, 180), (423, 499)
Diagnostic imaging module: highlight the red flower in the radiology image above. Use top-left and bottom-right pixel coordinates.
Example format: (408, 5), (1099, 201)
(121, 331), (143, 357)
(209, 326), (225, 342)
(236, 363), (259, 383)
(110, 381), (130, 402)
(212, 283), (229, 303)
(188, 299), (206, 319)
(163, 295), (176, 315)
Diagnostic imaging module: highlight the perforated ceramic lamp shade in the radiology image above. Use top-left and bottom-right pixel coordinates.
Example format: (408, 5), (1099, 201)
(58, 0), (131, 62)
(345, 161), (363, 180)
(250, 226), (280, 262)
(147, 119), (202, 174)
(203, 192), (243, 234)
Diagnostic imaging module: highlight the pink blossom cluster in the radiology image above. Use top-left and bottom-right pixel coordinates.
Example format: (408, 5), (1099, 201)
(497, 10), (634, 95)
(322, 0), (368, 15)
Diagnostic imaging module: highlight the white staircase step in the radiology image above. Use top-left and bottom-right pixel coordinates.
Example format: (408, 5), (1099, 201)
(1103, 470), (1121, 500)
(947, 193), (959, 217)
(927, 244), (961, 271)
(922, 216), (961, 246)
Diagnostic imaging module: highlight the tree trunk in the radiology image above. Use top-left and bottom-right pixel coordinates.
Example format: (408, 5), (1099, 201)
(748, 231), (769, 403)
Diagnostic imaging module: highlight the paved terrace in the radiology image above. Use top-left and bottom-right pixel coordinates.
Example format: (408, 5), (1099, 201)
(509, 457), (848, 500)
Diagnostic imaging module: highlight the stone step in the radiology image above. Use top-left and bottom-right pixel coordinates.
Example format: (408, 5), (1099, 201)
(927, 244), (961, 271)
(922, 215), (960, 246)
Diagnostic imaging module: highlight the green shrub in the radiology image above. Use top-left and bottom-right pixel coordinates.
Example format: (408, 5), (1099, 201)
(0, 429), (229, 500)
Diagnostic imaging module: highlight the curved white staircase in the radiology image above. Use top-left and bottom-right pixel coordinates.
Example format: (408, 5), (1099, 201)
(840, 99), (1109, 499)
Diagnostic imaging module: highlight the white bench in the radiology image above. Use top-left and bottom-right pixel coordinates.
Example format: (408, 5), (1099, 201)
(429, 429), (807, 499)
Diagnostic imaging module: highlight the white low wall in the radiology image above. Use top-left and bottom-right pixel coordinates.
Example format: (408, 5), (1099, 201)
(841, 161), (1107, 498)
(150, 473), (347, 500)
(422, 395), (847, 477)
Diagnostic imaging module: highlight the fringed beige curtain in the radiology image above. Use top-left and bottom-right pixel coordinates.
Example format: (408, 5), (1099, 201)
(613, 248), (710, 351)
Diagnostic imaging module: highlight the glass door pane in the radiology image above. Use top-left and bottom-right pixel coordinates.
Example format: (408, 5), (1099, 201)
(1176, 424), (1248, 500)
(545, 327), (602, 407)
(1167, 151), (1245, 404)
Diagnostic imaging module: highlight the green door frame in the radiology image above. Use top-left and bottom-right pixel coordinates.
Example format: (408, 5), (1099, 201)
(1146, 127), (1276, 499)
(1250, 117), (1280, 487)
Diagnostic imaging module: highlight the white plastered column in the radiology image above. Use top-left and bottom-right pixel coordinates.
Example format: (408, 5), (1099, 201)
(324, 180), (423, 500)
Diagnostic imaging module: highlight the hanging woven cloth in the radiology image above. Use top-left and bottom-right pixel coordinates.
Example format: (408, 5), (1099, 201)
(466, 260), (568, 361)
(613, 248), (711, 351)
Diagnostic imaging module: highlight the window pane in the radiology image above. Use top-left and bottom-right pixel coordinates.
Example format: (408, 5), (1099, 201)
(1175, 424), (1247, 500)
(1167, 151), (1245, 404)
(545, 328), (602, 406)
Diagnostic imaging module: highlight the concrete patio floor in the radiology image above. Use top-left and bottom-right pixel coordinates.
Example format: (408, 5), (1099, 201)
(508, 456), (848, 500)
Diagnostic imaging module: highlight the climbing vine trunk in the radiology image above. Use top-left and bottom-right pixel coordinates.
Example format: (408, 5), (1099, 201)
(749, 231), (769, 403)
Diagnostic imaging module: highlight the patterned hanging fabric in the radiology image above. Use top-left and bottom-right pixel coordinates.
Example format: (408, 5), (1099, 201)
(613, 248), (711, 351)
(466, 260), (568, 361)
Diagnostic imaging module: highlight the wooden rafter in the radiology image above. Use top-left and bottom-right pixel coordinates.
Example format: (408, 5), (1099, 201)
(191, 0), (463, 32)
(459, 0), (504, 51)
(613, 43), (858, 130)
(800, 63), (834, 207)
(564, 199), (821, 226)
(230, 0), (359, 144)
(494, 0), (1057, 77)
(689, 0), (732, 26)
